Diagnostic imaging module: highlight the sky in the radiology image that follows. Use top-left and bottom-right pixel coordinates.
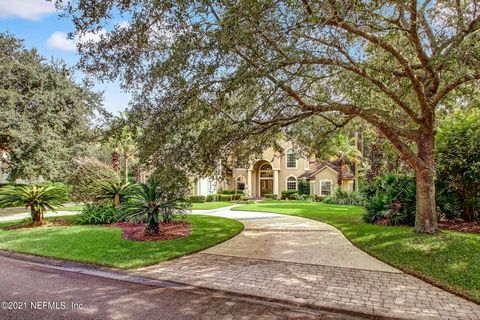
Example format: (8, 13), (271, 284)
(0, 0), (131, 114)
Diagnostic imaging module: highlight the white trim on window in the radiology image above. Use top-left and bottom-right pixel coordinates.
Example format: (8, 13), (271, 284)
(320, 179), (333, 196)
(285, 149), (297, 169)
(285, 175), (297, 191)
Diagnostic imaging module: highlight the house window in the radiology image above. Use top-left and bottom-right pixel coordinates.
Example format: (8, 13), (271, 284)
(320, 181), (332, 196)
(286, 149), (296, 168)
(259, 163), (273, 178)
(236, 176), (245, 191)
(286, 176), (297, 190)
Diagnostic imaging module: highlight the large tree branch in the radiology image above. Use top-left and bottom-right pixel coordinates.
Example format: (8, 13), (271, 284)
(276, 57), (421, 123)
(408, 0), (430, 68)
(432, 72), (480, 105)
(437, 15), (480, 60)
(244, 27), (421, 123)
(323, 13), (431, 119)
(306, 101), (420, 168)
(267, 74), (419, 141)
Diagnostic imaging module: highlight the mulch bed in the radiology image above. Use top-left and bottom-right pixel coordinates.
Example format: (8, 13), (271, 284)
(439, 220), (480, 234)
(112, 221), (191, 241)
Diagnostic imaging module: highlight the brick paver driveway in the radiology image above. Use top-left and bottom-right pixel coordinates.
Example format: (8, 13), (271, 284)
(135, 207), (480, 320)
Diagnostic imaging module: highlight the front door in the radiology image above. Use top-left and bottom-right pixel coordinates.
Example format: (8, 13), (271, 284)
(260, 180), (273, 197)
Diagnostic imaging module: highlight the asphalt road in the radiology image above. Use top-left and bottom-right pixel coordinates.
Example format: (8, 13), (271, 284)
(0, 256), (366, 320)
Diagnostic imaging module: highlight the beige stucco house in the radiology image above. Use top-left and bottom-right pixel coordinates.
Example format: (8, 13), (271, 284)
(193, 142), (356, 198)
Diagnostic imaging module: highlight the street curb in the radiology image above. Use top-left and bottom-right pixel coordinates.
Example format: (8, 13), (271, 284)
(0, 250), (419, 320)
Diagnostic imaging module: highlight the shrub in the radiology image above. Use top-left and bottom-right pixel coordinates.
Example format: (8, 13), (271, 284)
(189, 195), (206, 203)
(362, 173), (416, 226)
(218, 189), (237, 195)
(237, 196), (254, 204)
(67, 157), (118, 203)
(121, 179), (189, 234)
(230, 193), (243, 201)
(281, 190), (297, 199)
(314, 195), (326, 202)
(289, 193), (299, 200)
(75, 204), (119, 225)
(264, 194), (278, 199)
(298, 179), (310, 195)
(206, 194), (219, 202)
(0, 184), (68, 224)
(298, 194), (312, 201)
(96, 180), (132, 207)
(436, 109), (480, 221)
(219, 194), (233, 201)
(322, 189), (365, 206)
(436, 179), (463, 220)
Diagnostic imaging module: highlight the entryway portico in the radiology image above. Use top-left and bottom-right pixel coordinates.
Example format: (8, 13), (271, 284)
(247, 160), (280, 198)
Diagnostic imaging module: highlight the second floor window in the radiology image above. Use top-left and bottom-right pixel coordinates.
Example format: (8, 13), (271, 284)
(286, 149), (296, 168)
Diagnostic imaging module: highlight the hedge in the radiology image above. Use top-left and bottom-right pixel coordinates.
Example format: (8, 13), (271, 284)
(189, 195), (206, 203)
(281, 190), (298, 199)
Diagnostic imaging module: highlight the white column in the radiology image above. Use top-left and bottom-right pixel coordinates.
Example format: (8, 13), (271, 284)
(247, 169), (253, 197)
(273, 169), (279, 196)
(310, 180), (315, 195)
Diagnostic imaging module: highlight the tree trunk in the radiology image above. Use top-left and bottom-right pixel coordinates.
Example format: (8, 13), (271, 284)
(114, 194), (120, 208)
(135, 165), (142, 183)
(366, 135), (383, 182)
(123, 154), (129, 182)
(145, 221), (159, 235)
(414, 134), (438, 233)
(112, 150), (121, 176)
(336, 154), (344, 187)
(30, 205), (43, 225)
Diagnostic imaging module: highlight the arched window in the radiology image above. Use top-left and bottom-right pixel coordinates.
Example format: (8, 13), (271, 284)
(286, 149), (297, 168)
(286, 176), (297, 190)
(236, 176), (246, 191)
(259, 163), (273, 178)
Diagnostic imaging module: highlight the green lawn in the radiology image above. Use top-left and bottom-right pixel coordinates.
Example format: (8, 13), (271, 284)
(234, 200), (480, 303)
(191, 201), (233, 210)
(59, 204), (85, 211)
(0, 215), (243, 269)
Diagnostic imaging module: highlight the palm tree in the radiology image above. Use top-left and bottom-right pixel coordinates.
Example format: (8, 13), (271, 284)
(96, 180), (132, 207)
(0, 184), (68, 225)
(327, 135), (362, 188)
(106, 112), (139, 182)
(120, 179), (188, 235)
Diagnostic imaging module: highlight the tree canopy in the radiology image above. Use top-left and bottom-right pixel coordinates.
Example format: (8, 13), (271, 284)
(56, 0), (480, 233)
(0, 33), (104, 181)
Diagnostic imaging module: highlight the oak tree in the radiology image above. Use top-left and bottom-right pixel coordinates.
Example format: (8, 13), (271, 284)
(56, 1), (480, 233)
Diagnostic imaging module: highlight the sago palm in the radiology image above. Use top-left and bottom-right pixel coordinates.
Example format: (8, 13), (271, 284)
(120, 179), (188, 235)
(0, 184), (68, 224)
(96, 180), (132, 207)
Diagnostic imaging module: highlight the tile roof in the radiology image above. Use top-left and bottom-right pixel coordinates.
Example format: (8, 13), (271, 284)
(297, 160), (354, 179)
